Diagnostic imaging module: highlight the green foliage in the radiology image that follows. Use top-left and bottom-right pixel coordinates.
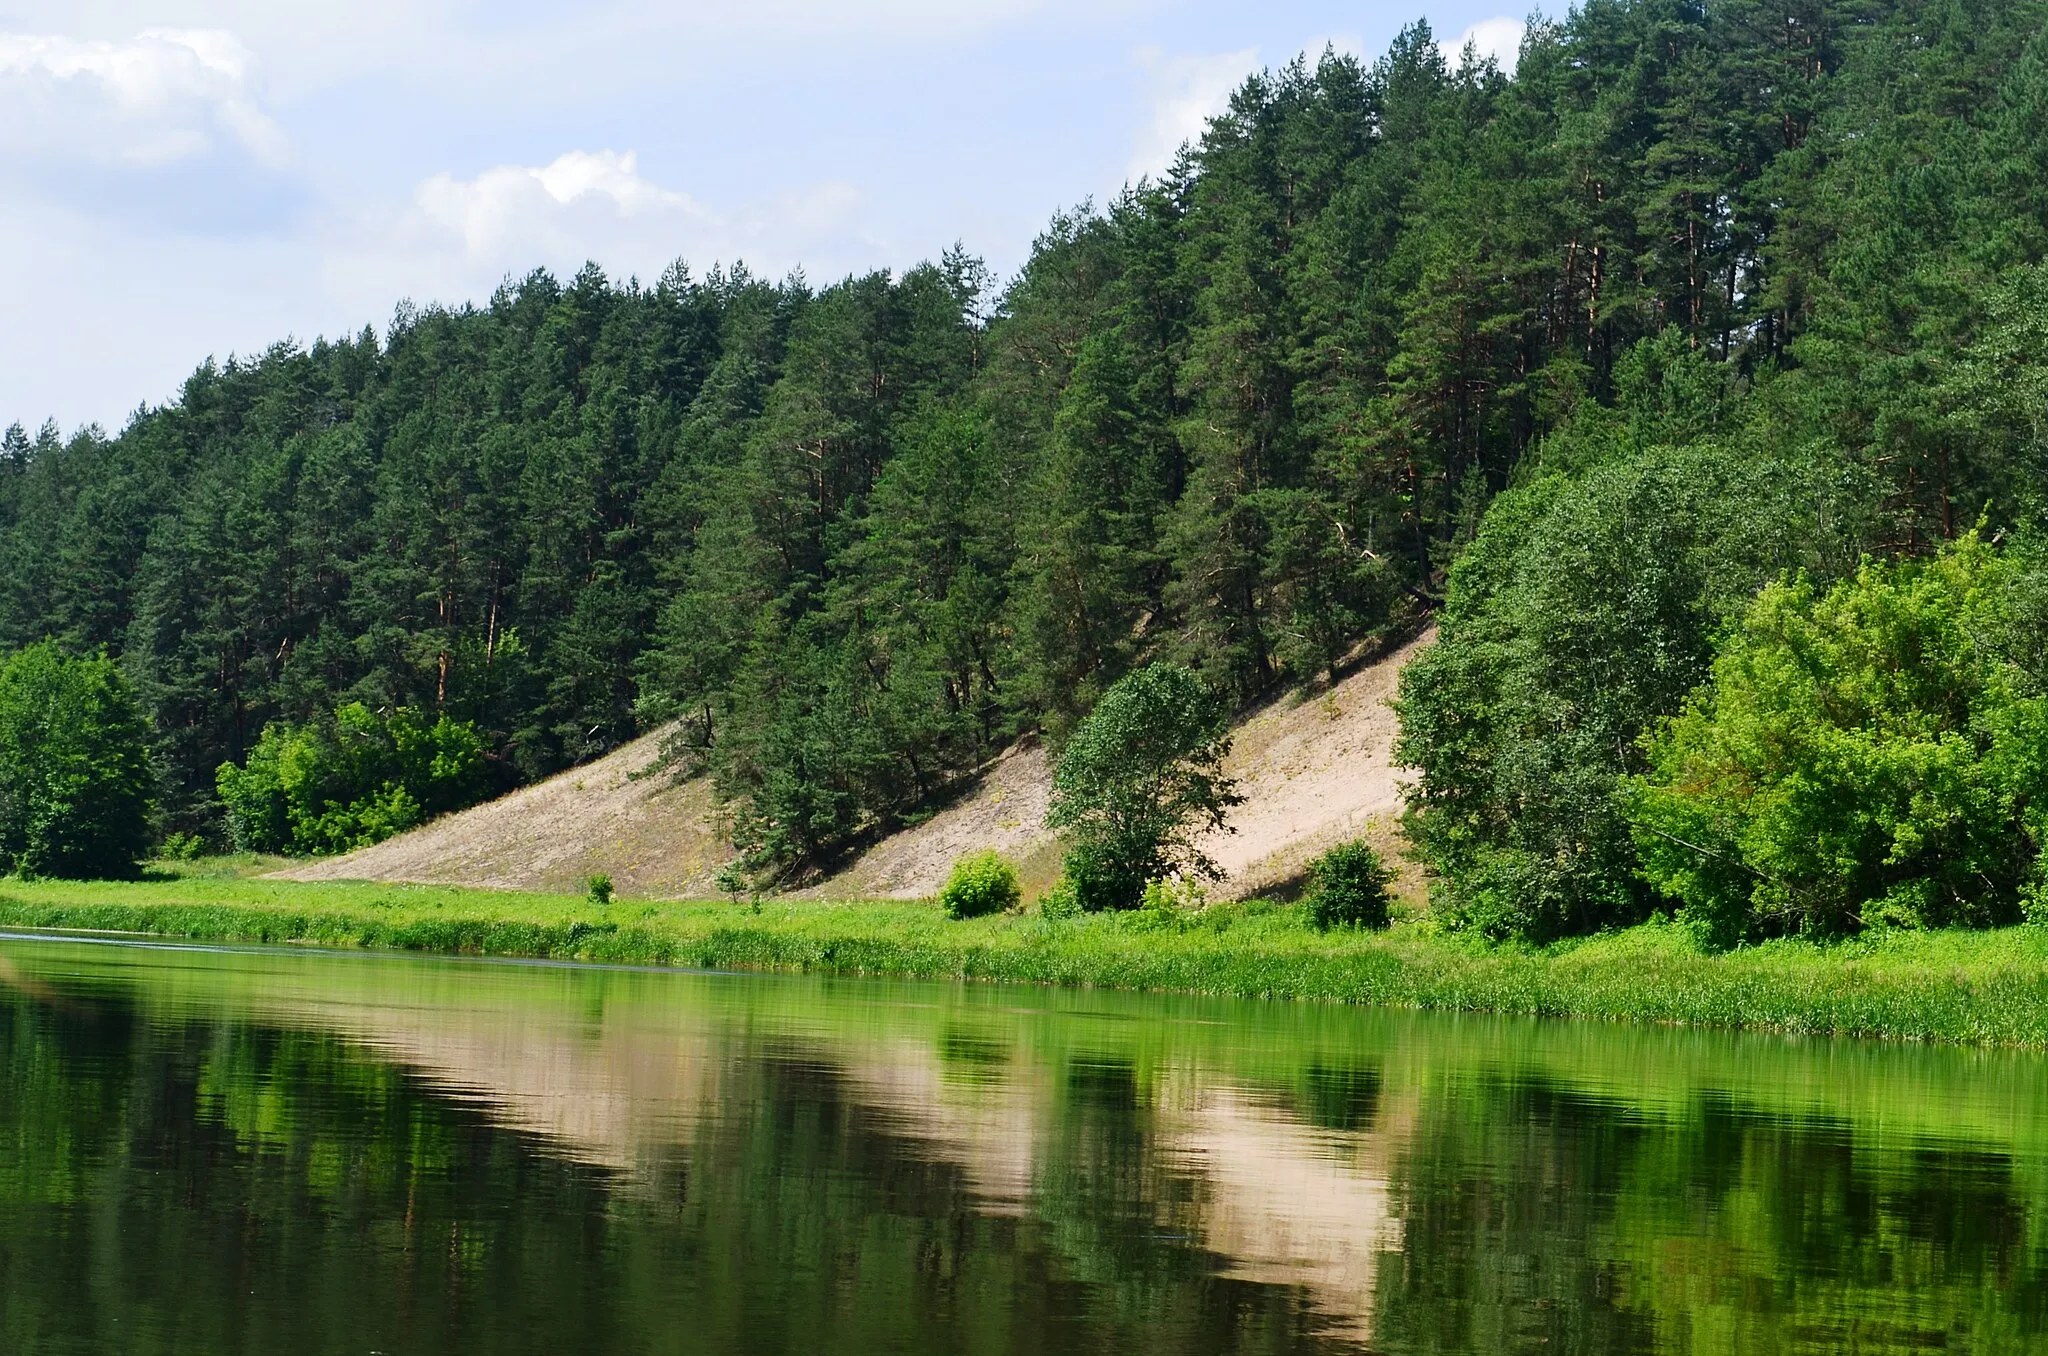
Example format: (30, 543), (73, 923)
(160, 831), (207, 862)
(714, 863), (749, 904)
(7, 0), (2048, 883)
(0, 644), (156, 879)
(215, 702), (487, 857)
(1395, 440), (1871, 942)
(1140, 875), (1210, 915)
(938, 850), (1020, 919)
(1046, 665), (1241, 911)
(586, 873), (614, 907)
(1632, 537), (2048, 944)
(1305, 841), (1395, 931)
(9, 880), (2048, 1046)
(1036, 876), (1082, 920)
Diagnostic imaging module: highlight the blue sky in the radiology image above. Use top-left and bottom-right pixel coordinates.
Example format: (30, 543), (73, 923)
(0, 2), (1527, 433)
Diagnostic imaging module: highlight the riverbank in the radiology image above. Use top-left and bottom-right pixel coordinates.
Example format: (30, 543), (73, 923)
(2, 874), (2046, 1046)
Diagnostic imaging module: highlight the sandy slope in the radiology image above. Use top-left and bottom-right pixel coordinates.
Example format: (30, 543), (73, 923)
(272, 732), (737, 897)
(1195, 630), (1430, 897)
(274, 632), (1430, 900)
(806, 629), (1430, 900)
(799, 742), (1067, 901)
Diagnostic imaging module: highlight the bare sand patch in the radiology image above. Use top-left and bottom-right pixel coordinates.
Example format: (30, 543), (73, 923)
(273, 633), (1429, 902)
(810, 631), (1431, 901)
(270, 732), (735, 898)
(1196, 629), (1431, 899)
(798, 742), (1066, 901)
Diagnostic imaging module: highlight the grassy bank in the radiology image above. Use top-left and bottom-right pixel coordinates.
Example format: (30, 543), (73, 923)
(2, 873), (2047, 1046)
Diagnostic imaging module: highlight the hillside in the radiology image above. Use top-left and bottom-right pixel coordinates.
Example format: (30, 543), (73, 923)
(274, 635), (1428, 901)
(14, 0), (2013, 890)
(273, 733), (737, 898)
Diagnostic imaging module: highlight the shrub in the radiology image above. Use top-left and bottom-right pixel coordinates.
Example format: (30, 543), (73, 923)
(1036, 876), (1082, 920)
(217, 703), (487, 856)
(586, 873), (615, 906)
(1141, 875), (1210, 915)
(1046, 664), (1242, 911)
(1305, 841), (1395, 930)
(939, 850), (1020, 919)
(160, 831), (207, 861)
(1631, 535), (2048, 944)
(714, 863), (749, 904)
(0, 644), (156, 880)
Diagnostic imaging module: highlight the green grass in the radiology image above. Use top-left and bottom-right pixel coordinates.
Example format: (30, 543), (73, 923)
(2, 872), (2047, 1046)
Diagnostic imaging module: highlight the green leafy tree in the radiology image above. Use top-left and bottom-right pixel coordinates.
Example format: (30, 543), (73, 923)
(1395, 435), (1871, 941)
(1631, 536), (2048, 944)
(1046, 664), (1242, 911)
(0, 644), (155, 879)
(216, 702), (486, 856)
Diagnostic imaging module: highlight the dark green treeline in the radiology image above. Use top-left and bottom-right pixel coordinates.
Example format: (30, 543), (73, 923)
(3, 0), (2042, 869)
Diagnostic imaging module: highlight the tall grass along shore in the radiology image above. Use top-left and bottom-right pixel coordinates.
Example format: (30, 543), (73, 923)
(3, 875), (2046, 1048)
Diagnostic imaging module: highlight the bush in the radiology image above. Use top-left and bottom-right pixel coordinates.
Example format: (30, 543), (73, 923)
(1036, 876), (1082, 920)
(586, 873), (615, 907)
(939, 850), (1020, 919)
(1046, 664), (1242, 911)
(1631, 536), (2048, 944)
(714, 863), (749, 904)
(1141, 876), (1210, 915)
(217, 703), (487, 856)
(0, 644), (156, 880)
(160, 831), (207, 861)
(1305, 841), (1395, 930)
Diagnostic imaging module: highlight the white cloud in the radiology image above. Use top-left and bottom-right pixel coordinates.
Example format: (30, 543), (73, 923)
(414, 150), (707, 258)
(0, 28), (285, 166)
(1440, 17), (1525, 75)
(1128, 46), (1259, 182)
(0, 144), (887, 434)
(0, 2), (1120, 103)
(323, 150), (875, 314)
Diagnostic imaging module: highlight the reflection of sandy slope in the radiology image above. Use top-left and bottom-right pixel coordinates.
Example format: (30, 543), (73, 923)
(238, 986), (1044, 1193)
(326, 1002), (1049, 1208)
(274, 993), (727, 1175)
(1163, 1083), (1408, 1343)
(215, 972), (1408, 1341)
(833, 1039), (1049, 1213)
(827, 1049), (1414, 1342)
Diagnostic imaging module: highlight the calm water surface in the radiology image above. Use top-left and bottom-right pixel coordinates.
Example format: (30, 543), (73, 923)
(1, 933), (2045, 1354)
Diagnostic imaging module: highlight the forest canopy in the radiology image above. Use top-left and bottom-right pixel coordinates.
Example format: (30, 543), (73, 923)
(5, 0), (2048, 904)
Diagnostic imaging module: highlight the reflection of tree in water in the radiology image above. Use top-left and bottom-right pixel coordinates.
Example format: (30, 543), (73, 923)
(10, 950), (2048, 1356)
(0, 992), (631, 1354)
(1370, 1075), (2048, 1356)
(0, 984), (1357, 1356)
(1297, 1064), (1383, 1134)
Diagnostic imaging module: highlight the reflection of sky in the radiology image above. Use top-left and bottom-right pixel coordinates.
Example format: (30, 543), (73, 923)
(0, 2), (1527, 435)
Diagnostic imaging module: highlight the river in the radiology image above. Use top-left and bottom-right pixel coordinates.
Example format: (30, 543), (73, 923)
(0, 932), (2042, 1353)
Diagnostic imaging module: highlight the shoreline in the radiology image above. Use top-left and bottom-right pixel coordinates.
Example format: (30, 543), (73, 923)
(2, 876), (2046, 1047)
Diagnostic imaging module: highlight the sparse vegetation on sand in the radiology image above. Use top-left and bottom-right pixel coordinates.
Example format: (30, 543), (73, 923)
(3, 873), (2046, 1047)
